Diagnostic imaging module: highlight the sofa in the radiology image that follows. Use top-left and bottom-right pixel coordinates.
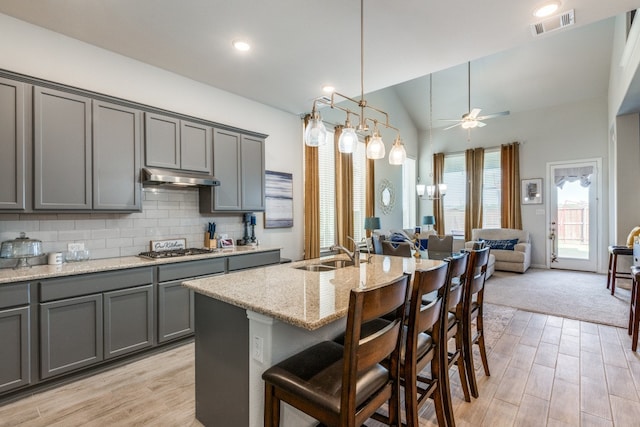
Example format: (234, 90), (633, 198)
(465, 228), (531, 273)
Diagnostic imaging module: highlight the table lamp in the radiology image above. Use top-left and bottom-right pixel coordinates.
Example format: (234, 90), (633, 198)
(423, 215), (435, 231)
(364, 217), (381, 235)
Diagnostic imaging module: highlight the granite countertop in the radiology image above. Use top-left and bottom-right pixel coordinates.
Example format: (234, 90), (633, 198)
(183, 254), (445, 331)
(0, 246), (280, 285)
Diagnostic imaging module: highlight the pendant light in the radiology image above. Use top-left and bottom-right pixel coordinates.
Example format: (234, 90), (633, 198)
(304, 0), (403, 164)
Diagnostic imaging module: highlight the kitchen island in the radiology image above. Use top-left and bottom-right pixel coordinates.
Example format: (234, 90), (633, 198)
(182, 254), (444, 427)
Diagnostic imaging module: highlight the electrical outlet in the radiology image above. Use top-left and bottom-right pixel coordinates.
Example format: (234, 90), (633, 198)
(68, 242), (85, 252)
(252, 335), (264, 363)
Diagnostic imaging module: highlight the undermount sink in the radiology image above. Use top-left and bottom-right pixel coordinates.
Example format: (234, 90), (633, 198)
(319, 259), (365, 268)
(293, 264), (336, 272)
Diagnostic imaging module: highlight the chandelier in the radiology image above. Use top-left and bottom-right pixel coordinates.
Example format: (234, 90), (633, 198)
(303, 0), (406, 165)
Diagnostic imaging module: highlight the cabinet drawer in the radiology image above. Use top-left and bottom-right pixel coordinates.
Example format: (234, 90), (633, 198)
(40, 268), (153, 302)
(158, 258), (226, 282)
(0, 282), (30, 309)
(227, 250), (280, 271)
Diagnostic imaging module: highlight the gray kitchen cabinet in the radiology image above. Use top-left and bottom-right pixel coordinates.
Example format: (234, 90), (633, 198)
(157, 258), (225, 343)
(39, 267), (153, 379)
(40, 294), (104, 380)
(33, 86), (92, 210)
(104, 285), (154, 359)
(0, 282), (31, 394)
(199, 129), (265, 212)
(227, 250), (281, 271)
(0, 77), (26, 210)
(92, 100), (142, 211)
(145, 113), (212, 173)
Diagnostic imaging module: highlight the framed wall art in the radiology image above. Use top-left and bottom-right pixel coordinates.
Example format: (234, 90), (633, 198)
(265, 170), (293, 228)
(522, 178), (543, 204)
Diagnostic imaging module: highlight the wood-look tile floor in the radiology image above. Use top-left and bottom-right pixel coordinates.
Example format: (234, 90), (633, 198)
(2, 309), (640, 426)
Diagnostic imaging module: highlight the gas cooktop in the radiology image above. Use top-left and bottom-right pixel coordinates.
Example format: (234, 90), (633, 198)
(138, 248), (214, 259)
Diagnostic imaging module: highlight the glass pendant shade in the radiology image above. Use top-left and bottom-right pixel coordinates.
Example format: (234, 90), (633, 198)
(416, 184), (426, 197)
(388, 137), (406, 165)
(338, 127), (357, 153)
(366, 134), (385, 159)
(304, 113), (328, 147)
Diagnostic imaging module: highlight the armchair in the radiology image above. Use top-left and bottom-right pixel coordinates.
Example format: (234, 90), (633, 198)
(465, 228), (531, 273)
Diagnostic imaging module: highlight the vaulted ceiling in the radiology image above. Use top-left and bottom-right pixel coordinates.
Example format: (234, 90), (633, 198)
(0, 0), (637, 131)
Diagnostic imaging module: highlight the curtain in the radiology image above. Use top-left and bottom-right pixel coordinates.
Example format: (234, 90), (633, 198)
(365, 136), (375, 237)
(465, 147), (484, 240)
(500, 142), (522, 229)
(303, 115), (320, 259)
(554, 166), (593, 188)
(334, 126), (354, 250)
(433, 152), (445, 235)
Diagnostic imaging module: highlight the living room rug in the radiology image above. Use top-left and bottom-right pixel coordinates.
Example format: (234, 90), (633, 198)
(484, 268), (631, 328)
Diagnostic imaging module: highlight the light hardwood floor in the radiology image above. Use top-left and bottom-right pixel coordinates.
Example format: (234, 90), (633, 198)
(2, 309), (640, 426)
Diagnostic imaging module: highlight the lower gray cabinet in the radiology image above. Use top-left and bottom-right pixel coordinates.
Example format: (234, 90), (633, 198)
(158, 281), (194, 343)
(40, 294), (104, 380)
(0, 306), (30, 393)
(104, 285), (154, 359)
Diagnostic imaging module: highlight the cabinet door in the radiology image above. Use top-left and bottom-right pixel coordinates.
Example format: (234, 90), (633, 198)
(0, 78), (26, 210)
(241, 135), (265, 211)
(40, 294), (103, 379)
(93, 100), (142, 211)
(104, 285), (154, 359)
(33, 87), (92, 210)
(180, 121), (212, 173)
(0, 306), (30, 394)
(210, 128), (242, 210)
(144, 113), (180, 169)
(158, 281), (194, 343)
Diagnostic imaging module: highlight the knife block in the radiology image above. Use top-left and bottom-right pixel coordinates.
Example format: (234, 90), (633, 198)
(204, 233), (217, 249)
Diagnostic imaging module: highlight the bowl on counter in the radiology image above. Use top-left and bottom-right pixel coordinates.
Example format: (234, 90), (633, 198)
(64, 249), (91, 262)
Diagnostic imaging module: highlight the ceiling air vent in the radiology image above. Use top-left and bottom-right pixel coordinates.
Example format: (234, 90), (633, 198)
(531, 9), (575, 36)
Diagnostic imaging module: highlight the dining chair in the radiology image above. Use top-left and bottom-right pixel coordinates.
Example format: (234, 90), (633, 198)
(428, 235), (454, 259)
(381, 240), (413, 257)
(629, 266), (640, 351)
(461, 246), (492, 398)
(262, 274), (410, 427)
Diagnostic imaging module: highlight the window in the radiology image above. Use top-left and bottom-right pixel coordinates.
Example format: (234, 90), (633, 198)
(442, 150), (501, 234)
(442, 153), (465, 236)
(318, 131), (336, 250)
(402, 158), (417, 229)
(482, 149), (501, 228)
(318, 132), (367, 251)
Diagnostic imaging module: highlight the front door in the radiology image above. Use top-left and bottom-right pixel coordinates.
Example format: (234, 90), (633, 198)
(547, 159), (600, 272)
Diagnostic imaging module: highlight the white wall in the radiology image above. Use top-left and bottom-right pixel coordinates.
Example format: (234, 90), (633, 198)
(0, 13), (304, 261)
(418, 96), (610, 269)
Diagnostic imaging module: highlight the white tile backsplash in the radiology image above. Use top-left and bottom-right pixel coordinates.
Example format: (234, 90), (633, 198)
(0, 187), (248, 259)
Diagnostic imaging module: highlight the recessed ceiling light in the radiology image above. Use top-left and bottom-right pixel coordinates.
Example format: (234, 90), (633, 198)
(232, 40), (251, 51)
(322, 85), (335, 93)
(533, 1), (560, 18)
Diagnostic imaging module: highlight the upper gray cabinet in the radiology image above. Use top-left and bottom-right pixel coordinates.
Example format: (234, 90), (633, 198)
(93, 100), (142, 211)
(33, 86), (92, 210)
(200, 128), (265, 212)
(0, 77), (26, 210)
(144, 113), (212, 174)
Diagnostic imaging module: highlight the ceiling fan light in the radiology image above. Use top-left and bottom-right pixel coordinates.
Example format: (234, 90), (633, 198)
(366, 134), (385, 159)
(338, 127), (357, 153)
(461, 120), (478, 129)
(304, 112), (328, 147)
(388, 136), (406, 165)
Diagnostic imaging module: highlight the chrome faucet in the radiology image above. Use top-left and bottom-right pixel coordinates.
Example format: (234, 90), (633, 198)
(330, 236), (360, 267)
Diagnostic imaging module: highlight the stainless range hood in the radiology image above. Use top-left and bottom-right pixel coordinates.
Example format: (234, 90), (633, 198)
(142, 168), (220, 187)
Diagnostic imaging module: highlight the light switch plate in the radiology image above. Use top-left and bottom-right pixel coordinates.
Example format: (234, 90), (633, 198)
(68, 242), (85, 251)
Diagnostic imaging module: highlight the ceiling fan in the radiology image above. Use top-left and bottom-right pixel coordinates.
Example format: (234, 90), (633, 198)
(441, 61), (509, 131)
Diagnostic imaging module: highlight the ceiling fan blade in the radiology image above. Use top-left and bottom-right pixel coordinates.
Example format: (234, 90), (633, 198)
(439, 119), (464, 122)
(476, 121), (487, 128)
(477, 110), (510, 120)
(444, 123), (462, 130)
(468, 108), (481, 119)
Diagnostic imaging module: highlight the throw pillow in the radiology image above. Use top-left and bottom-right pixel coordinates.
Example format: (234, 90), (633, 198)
(479, 238), (519, 251)
(626, 226), (640, 248)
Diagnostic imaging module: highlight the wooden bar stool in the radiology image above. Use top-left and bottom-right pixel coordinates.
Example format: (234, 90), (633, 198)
(629, 266), (640, 351)
(262, 274), (410, 427)
(607, 246), (633, 295)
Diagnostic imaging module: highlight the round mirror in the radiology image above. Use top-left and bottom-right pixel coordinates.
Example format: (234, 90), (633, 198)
(378, 179), (395, 215)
